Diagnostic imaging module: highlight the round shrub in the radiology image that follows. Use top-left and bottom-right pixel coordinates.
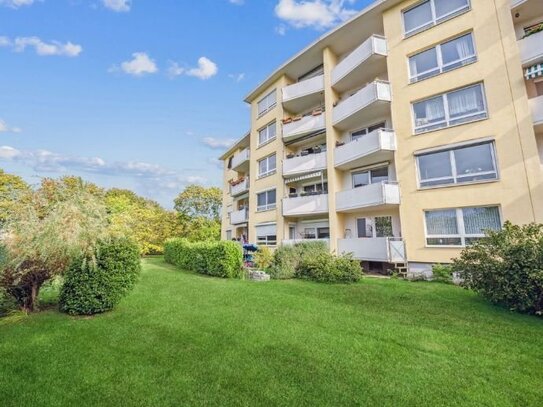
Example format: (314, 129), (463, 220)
(269, 240), (329, 280)
(59, 238), (141, 315)
(296, 252), (363, 283)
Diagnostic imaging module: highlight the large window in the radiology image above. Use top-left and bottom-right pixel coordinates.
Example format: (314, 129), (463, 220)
(258, 90), (277, 116)
(409, 33), (476, 83)
(352, 166), (389, 188)
(302, 227), (330, 239)
(357, 217), (393, 238)
(425, 206), (501, 246)
(351, 122), (386, 142)
(403, 0), (470, 37)
(256, 223), (277, 246)
(258, 154), (276, 178)
(258, 121), (277, 145)
(256, 189), (276, 212)
(417, 141), (497, 188)
(413, 83), (487, 134)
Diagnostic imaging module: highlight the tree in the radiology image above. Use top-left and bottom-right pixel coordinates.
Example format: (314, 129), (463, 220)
(174, 185), (222, 222)
(0, 170), (30, 226)
(0, 177), (109, 312)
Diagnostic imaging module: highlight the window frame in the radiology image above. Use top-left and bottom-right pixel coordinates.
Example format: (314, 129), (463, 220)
(350, 122), (387, 142)
(412, 82), (488, 135)
(409, 32), (477, 83)
(402, 0), (471, 38)
(416, 141), (498, 189)
(351, 166), (389, 189)
(424, 206), (501, 247)
(257, 154), (277, 178)
(257, 90), (277, 117)
(258, 121), (277, 146)
(256, 188), (277, 212)
(256, 234), (277, 246)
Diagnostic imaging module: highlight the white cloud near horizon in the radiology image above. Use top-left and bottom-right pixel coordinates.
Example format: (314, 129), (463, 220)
(201, 137), (236, 150)
(0, 36), (82, 57)
(228, 0), (244, 5)
(0, 120), (22, 134)
(103, 0), (131, 12)
(0, 0), (39, 8)
(169, 57), (218, 80)
(111, 52), (158, 76)
(275, 0), (357, 30)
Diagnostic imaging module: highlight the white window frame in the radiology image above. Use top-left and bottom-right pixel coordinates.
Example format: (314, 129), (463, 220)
(225, 230), (232, 241)
(356, 216), (394, 238)
(258, 154), (276, 178)
(351, 166), (389, 189)
(257, 90), (277, 117)
(258, 121), (277, 146)
(402, 0), (471, 38)
(424, 206), (501, 247)
(412, 83), (488, 134)
(257, 235), (277, 246)
(409, 32), (477, 83)
(256, 188), (276, 212)
(416, 141), (498, 188)
(350, 122), (387, 142)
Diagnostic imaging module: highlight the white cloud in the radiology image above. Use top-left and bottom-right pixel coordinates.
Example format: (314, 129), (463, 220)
(114, 52), (158, 76)
(0, 36), (82, 57)
(228, 72), (245, 82)
(275, 24), (287, 35)
(169, 57), (218, 80)
(0, 0), (38, 8)
(103, 0), (131, 12)
(167, 61), (185, 78)
(275, 0), (357, 30)
(0, 120), (22, 134)
(201, 137), (236, 150)
(229, 0), (244, 4)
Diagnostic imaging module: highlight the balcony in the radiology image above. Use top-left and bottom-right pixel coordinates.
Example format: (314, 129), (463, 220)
(282, 193), (329, 217)
(283, 113), (325, 142)
(230, 208), (248, 225)
(332, 35), (388, 94)
(230, 178), (249, 197)
(335, 129), (396, 171)
(530, 95), (543, 131)
(231, 148), (250, 172)
(333, 81), (392, 131)
(283, 151), (327, 177)
(282, 75), (325, 114)
(336, 182), (400, 213)
(518, 30), (543, 67)
(282, 238), (330, 247)
(338, 237), (406, 263)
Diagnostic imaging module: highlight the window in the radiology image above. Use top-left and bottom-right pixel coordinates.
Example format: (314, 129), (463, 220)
(409, 33), (476, 83)
(375, 217), (393, 238)
(256, 189), (276, 212)
(302, 227), (330, 239)
(417, 141), (497, 187)
(258, 90), (277, 116)
(298, 64), (324, 82)
(413, 83), (487, 134)
(351, 122), (386, 142)
(357, 218), (373, 238)
(258, 121), (277, 145)
(226, 230), (232, 241)
(425, 206), (501, 246)
(256, 223), (277, 246)
(227, 156), (233, 169)
(535, 80), (543, 97)
(357, 217), (393, 238)
(403, 0), (470, 37)
(302, 182), (328, 195)
(352, 167), (389, 188)
(258, 154), (276, 178)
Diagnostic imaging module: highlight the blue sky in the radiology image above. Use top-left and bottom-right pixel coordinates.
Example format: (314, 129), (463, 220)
(0, 0), (373, 207)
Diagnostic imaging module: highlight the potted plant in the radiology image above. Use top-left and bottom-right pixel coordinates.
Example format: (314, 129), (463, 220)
(336, 141), (345, 147)
(282, 117), (293, 124)
(313, 146), (322, 154)
(286, 153), (295, 159)
(312, 108), (323, 116)
(293, 115), (302, 121)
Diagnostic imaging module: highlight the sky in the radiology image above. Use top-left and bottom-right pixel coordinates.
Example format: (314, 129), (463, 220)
(0, 0), (374, 207)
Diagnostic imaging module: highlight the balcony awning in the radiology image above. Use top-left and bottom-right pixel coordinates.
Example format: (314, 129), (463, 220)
(525, 63), (543, 80)
(285, 171), (323, 184)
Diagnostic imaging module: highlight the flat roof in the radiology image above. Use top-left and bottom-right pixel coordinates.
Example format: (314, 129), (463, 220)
(219, 132), (251, 161)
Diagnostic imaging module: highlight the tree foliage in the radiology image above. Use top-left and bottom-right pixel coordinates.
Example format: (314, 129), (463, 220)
(174, 185), (222, 221)
(0, 169), (30, 226)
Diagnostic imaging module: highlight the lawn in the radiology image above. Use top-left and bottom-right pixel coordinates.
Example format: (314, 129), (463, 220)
(1, 257), (542, 407)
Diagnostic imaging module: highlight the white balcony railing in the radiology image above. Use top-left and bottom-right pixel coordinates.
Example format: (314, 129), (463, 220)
(283, 75), (325, 104)
(283, 114), (325, 141)
(333, 81), (391, 129)
(230, 178), (249, 197)
(336, 182), (400, 212)
(230, 208), (248, 225)
(335, 129), (396, 170)
(530, 95), (543, 127)
(231, 148), (250, 171)
(332, 35), (387, 89)
(282, 193), (329, 217)
(338, 237), (406, 263)
(519, 30), (543, 67)
(282, 238), (330, 247)
(283, 151), (327, 176)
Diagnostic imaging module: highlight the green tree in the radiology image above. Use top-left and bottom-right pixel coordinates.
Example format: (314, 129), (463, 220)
(174, 185), (222, 221)
(0, 170), (30, 226)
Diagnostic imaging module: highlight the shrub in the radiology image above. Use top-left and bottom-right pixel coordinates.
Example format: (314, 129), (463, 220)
(0, 288), (17, 317)
(164, 238), (243, 278)
(432, 264), (453, 284)
(254, 246), (273, 271)
(59, 238), (141, 315)
(296, 252), (363, 284)
(452, 222), (543, 315)
(269, 241), (328, 280)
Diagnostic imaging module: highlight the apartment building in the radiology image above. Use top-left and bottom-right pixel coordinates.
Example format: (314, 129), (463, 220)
(220, 0), (543, 276)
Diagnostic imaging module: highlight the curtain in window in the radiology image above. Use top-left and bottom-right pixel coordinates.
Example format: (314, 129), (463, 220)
(462, 207), (500, 234)
(448, 86), (481, 117)
(425, 210), (458, 235)
(454, 35), (474, 60)
(424, 97), (446, 121)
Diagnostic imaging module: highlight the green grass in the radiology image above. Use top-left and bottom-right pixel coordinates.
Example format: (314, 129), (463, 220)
(1, 257), (542, 407)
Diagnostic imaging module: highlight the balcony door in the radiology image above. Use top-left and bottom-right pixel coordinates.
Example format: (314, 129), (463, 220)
(357, 216), (394, 238)
(352, 166), (389, 188)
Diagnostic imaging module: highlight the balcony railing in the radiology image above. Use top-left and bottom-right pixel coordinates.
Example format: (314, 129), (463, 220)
(282, 193), (329, 217)
(231, 148), (250, 172)
(338, 237), (406, 263)
(283, 113), (325, 142)
(336, 182), (400, 212)
(519, 29), (543, 67)
(530, 95), (543, 128)
(283, 151), (327, 177)
(332, 35), (388, 92)
(230, 208), (248, 225)
(230, 178), (249, 197)
(334, 129), (396, 170)
(332, 81), (391, 130)
(283, 75), (324, 104)
(282, 238), (330, 246)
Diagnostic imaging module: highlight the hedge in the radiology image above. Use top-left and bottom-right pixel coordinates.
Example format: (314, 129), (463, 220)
(296, 251), (363, 283)
(269, 240), (329, 280)
(164, 238), (243, 278)
(59, 237), (141, 315)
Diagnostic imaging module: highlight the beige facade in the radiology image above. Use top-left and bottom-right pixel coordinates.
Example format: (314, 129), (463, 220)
(220, 0), (543, 275)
